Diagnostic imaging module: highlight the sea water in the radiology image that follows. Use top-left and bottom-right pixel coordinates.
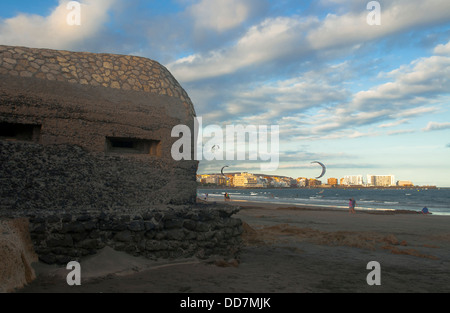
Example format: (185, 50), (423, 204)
(198, 188), (450, 216)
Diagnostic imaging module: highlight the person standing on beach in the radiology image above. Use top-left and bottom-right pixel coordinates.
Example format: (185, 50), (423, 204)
(352, 198), (356, 213)
(349, 198), (356, 214)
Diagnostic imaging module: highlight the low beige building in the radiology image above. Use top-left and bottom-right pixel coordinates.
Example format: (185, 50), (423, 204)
(233, 172), (263, 187)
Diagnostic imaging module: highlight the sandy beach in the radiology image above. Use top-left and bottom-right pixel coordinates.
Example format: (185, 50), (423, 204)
(19, 199), (450, 293)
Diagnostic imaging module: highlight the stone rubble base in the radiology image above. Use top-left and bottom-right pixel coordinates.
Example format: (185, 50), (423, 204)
(1, 204), (243, 265)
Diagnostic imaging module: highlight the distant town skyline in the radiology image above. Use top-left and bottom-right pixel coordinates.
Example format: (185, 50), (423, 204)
(197, 172), (429, 188)
(1, 1), (449, 186)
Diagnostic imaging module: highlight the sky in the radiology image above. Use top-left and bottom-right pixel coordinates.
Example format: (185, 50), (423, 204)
(1, 0), (449, 186)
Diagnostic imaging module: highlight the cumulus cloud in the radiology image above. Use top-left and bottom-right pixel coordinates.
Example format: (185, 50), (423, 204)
(423, 122), (450, 132)
(229, 69), (349, 120)
(0, 0), (117, 50)
(434, 41), (450, 55)
(168, 16), (317, 82)
(189, 0), (252, 32)
(187, 60), (352, 130)
(309, 0), (450, 50)
(378, 119), (409, 128)
(267, 37), (450, 142)
(351, 55), (450, 111)
(397, 106), (440, 118)
(387, 129), (416, 136)
(190, 34), (450, 145)
(335, 43), (448, 119)
(169, 0), (450, 83)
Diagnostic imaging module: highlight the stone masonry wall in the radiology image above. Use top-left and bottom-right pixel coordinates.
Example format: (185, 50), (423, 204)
(0, 139), (243, 264)
(4, 204), (243, 265)
(0, 45), (195, 117)
(0, 141), (197, 210)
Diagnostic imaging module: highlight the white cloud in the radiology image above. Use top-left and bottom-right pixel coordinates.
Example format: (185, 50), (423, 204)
(397, 106), (440, 118)
(170, 0), (450, 83)
(168, 16), (318, 82)
(189, 0), (252, 32)
(387, 129), (416, 136)
(423, 122), (450, 132)
(189, 34), (450, 143)
(378, 119), (408, 128)
(192, 64), (351, 127)
(350, 45), (450, 112)
(434, 41), (450, 55)
(0, 0), (116, 50)
(280, 39), (450, 139)
(309, 0), (450, 50)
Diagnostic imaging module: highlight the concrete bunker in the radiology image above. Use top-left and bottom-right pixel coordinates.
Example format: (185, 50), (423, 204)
(0, 122), (41, 142)
(105, 137), (161, 156)
(0, 45), (242, 266)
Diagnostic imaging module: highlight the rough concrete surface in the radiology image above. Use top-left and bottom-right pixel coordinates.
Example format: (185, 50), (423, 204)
(0, 218), (38, 292)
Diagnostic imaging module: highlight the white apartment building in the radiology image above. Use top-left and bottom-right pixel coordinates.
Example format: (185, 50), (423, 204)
(366, 175), (396, 187)
(342, 175), (364, 186)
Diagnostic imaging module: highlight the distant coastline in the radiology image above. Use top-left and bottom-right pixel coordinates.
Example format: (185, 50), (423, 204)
(197, 184), (442, 190)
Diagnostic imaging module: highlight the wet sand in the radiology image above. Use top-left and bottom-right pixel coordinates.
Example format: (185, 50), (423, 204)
(19, 200), (450, 293)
